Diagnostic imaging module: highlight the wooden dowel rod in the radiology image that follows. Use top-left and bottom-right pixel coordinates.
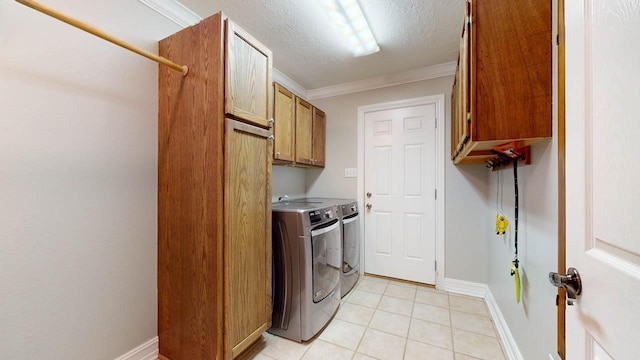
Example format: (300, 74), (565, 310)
(14, 0), (189, 76)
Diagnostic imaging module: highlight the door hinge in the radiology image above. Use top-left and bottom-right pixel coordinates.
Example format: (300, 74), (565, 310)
(434, 189), (437, 199)
(435, 260), (438, 271)
(556, 34), (560, 46)
(435, 117), (438, 129)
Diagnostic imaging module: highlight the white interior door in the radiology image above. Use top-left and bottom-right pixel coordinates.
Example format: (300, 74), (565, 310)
(363, 104), (436, 284)
(564, 1), (640, 358)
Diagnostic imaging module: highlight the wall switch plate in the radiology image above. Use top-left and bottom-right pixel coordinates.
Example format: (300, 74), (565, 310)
(344, 168), (357, 178)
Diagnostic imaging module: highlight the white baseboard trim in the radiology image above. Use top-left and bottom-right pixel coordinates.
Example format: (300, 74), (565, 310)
(485, 289), (524, 360)
(443, 278), (487, 298)
(114, 337), (158, 360)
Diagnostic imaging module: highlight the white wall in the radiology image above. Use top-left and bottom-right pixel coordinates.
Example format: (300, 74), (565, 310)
(0, 1), (179, 358)
(307, 77), (490, 284)
(271, 166), (307, 202)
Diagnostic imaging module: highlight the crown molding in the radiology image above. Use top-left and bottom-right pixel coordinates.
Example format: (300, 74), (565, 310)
(138, 0), (202, 28)
(307, 61), (456, 100)
(273, 68), (309, 99)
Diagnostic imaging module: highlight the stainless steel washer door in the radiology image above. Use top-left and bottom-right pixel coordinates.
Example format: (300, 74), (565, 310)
(311, 219), (341, 303)
(342, 213), (360, 274)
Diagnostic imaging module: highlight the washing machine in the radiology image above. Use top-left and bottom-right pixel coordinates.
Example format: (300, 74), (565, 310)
(289, 198), (360, 298)
(269, 201), (341, 342)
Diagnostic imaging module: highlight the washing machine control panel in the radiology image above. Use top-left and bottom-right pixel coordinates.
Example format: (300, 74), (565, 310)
(309, 210), (322, 224)
(324, 209), (334, 219)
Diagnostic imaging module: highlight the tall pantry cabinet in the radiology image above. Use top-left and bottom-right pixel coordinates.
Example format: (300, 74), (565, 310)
(158, 12), (273, 360)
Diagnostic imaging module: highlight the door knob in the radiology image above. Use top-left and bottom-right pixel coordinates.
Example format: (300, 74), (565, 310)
(365, 203), (372, 210)
(366, 192), (372, 198)
(549, 267), (582, 306)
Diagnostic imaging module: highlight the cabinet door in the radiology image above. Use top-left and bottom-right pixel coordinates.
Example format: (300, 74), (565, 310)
(295, 98), (313, 165)
(225, 19), (273, 128)
(273, 83), (296, 163)
(224, 119), (272, 358)
(312, 107), (326, 167)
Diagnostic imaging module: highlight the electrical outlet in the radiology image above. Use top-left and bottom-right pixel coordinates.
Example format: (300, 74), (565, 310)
(344, 168), (357, 178)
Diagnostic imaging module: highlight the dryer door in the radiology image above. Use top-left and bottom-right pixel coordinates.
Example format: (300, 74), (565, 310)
(342, 213), (360, 274)
(310, 219), (341, 303)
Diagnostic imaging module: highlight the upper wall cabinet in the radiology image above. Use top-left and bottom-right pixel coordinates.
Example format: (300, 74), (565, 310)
(273, 83), (296, 163)
(312, 107), (326, 167)
(225, 19), (273, 129)
(294, 97), (314, 166)
(451, 0), (552, 164)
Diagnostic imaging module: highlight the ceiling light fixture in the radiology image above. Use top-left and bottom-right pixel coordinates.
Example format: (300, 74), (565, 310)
(318, 0), (379, 57)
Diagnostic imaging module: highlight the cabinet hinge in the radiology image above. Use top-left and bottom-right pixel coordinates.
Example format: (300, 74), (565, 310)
(434, 189), (437, 199)
(435, 260), (438, 271)
(435, 117), (438, 129)
(556, 34), (560, 46)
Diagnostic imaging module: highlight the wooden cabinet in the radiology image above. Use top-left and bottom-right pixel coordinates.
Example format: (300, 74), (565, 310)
(158, 13), (272, 360)
(273, 83), (296, 163)
(224, 119), (272, 357)
(225, 19), (273, 128)
(312, 107), (326, 167)
(274, 83), (326, 168)
(451, 0), (552, 164)
(295, 97), (313, 165)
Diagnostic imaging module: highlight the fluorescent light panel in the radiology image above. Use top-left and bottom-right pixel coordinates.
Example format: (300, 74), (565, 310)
(319, 0), (379, 57)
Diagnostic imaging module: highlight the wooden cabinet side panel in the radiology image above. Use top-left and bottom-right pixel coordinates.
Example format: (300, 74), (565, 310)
(225, 20), (273, 129)
(273, 83), (295, 162)
(224, 119), (273, 358)
(295, 99), (313, 164)
(312, 108), (326, 167)
(473, 0), (552, 142)
(158, 14), (225, 360)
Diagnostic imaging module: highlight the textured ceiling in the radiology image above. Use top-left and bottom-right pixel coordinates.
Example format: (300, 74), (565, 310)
(179, 0), (466, 90)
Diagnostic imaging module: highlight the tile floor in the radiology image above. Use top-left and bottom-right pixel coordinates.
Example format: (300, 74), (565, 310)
(241, 275), (507, 360)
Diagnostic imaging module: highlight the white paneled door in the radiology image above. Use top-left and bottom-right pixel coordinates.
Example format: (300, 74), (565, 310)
(564, 0), (640, 359)
(363, 104), (436, 284)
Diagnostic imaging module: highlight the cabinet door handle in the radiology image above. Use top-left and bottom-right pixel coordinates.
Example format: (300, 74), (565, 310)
(269, 118), (275, 124)
(275, 151), (280, 158)
(268, 135), (275, 140)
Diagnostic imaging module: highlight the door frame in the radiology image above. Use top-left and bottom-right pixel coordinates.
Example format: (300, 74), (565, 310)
(356, 94), (446, 289)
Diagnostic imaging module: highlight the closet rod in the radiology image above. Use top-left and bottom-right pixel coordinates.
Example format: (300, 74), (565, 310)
(14, 0), (189, 76)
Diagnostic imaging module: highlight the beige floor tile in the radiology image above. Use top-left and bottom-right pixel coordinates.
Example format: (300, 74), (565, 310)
(405, 339), (455, 360)
(357, 279), (388, 294)
(388, 280), (418, 289)
(260, 335), (312, 360)
(353, 353), (378, 360)
(449, 295), (489, 318)
(252, 354), (277, 360)
(384, 283), (417, 301)
(300, 340), (354, 360)
(454, 353), (482, 360)
(318, 318), (367, 350)
(357, 328), (407, 360)
(362, 275), (390, 284)
(377, 295), (414, 317)
(368, 309), (411, 337)
(452, 329), (505, 360)
(347, 290), (382, 308)
(335, 302), (375, 326)
(450, 310), (496, 337)
(408, 318), (453, 350)
(415, 289), (449, 308)
(412, 302), (451, 326)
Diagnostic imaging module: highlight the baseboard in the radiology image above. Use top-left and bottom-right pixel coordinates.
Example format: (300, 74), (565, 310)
(443, 278), (487, 298)
(485, 289), (524, 360)
(114, 337), (158, 360)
